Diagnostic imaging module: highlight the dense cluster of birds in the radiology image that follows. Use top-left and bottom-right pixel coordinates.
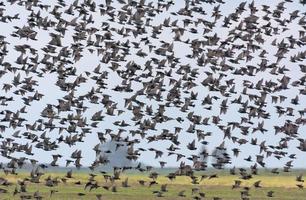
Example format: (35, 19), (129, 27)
(0, 0), (305, 199)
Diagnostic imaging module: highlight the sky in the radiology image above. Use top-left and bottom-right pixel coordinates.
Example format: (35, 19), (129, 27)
(0, 0), (305, 169)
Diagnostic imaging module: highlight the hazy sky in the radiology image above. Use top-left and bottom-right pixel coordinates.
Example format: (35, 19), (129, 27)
(0, 0), (305, 169)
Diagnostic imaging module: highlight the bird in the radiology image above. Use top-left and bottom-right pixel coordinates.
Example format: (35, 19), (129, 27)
(267, 190), (274, 197)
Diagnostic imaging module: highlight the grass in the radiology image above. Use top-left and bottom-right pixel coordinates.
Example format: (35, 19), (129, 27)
(0, 169), (305, 199)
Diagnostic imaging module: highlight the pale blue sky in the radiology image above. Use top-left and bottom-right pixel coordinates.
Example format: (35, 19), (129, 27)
(0, 0), (305, 169)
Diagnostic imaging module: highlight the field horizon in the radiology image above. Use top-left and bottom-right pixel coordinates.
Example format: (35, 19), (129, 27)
(0, 168), (305, 200)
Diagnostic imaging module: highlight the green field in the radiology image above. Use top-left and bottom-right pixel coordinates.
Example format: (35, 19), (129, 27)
(0, 169), (305, 200)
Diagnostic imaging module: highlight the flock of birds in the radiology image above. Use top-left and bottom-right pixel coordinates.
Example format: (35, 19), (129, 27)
(0, 0), (305, 199)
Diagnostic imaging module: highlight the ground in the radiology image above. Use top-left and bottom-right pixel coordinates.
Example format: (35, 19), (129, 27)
(0, 169), (305, 200)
